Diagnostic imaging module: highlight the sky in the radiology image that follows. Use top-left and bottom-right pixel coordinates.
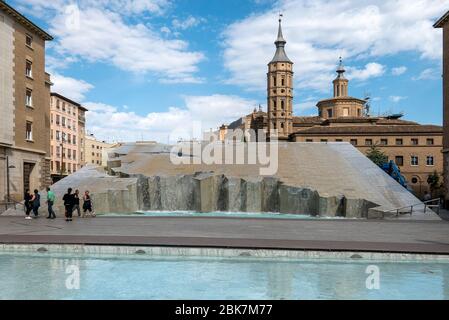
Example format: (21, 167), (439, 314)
(8, 0), (449, 143)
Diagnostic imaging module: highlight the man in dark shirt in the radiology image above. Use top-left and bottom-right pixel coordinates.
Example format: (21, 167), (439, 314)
(62, 188), (75, 222)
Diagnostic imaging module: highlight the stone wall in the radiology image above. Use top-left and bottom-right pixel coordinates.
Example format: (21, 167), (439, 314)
(134, 172), (376, 218)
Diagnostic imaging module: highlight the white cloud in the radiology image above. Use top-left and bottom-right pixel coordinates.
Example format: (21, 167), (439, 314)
(16, 0), (204, 84)
(347, 63), (385, 81)
(391, 66), (407, 76)
(222, 0), (449, 92)
(172, 16), (204, 30)
(389, 95), (407, 103)
(412, 68), (441, 81)
(51, 73), (94, 101)
(83, 95), (256, 143)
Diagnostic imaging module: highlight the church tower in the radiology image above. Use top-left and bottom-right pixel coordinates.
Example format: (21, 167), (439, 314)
(333, 57), (349, 97)
(267, 16), (294, 140)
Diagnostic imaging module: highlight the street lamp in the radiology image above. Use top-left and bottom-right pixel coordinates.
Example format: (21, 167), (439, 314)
(6, 156), (16, 203)
(60, 139), (64, 177)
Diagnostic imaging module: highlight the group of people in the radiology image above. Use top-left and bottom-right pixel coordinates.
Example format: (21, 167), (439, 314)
(24, 187), (94, 221)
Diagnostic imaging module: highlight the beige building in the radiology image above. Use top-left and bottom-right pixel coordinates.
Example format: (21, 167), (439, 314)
(222, 18), (443, 198)
(434, 11), (449, 205)
(84, 134), (115, 167)
(0, 1), (53, 202)
(49, 93), (87, 182)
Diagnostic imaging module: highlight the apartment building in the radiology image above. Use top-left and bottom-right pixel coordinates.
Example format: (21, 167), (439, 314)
(84, 134), (115, 167)
(0, 1), (53, 202)
(49, 93), (87, 182)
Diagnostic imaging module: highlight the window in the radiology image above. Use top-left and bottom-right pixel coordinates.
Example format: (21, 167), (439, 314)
(56, 115), (60, 125)
(365, 139), (373, 146)
(306, 139), (313, 142)
(411, 156), (419, 166)
(411, 177), (419, 184)
(73, 152), (76, 160)
(50, 130), (53, 140)
(73, 135), (77, 145)
(395, 156), (404, 167)
(56, 100), (60, 109)
(62, 102), (66, 111)
(357, 109), (362, 117)
(411, 139), (419, 146)
(26, 34), (32, 47)
(427, 138), (434, 146)
(350, 139), (358, 146)
(51, 114), (53, 124)
(281, 78), (285, 86)
(321, 139), (328, 143)
(56, 131), (60, 141)
(56, 146), (60, 157)
(92, 145), (95, 149)
(67, 149), (71, 159)
(281, 100), (285, 110)
(327, 109), (333, 118)
(343, 108), (349, 117)
(67, 134), (71, 144)
(25, 121), (33, 141)
(26, 89), (32, 107)
(396, 139), (403, 146)
(380, 139), (388, 146)
(62, 117), (66, 127)
(336, 139), (343, 142)
(427, 156), (434, 166)
(62, 132), (66, 142)
(26, 61), (32, 78)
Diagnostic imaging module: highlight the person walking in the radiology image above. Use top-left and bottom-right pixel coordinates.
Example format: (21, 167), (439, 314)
(32, 189), (41, 218)
(73, 189), (81, 217)
(24, 189), (33, 220)
(82, 191), (94, 218)
(63, 188), (75, 222)
(46, 187), (56, 219)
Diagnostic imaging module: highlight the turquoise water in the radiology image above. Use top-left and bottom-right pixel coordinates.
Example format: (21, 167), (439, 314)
(101, 211), (340, 220)
(1, 251), (448, 300)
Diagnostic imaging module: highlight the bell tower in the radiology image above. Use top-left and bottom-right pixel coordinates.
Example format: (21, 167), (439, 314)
(333, 57), (349, 97)
(267, 15), (294, 140)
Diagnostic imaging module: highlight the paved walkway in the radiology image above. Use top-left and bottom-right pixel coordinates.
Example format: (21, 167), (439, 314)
(0, 216), (449, 254)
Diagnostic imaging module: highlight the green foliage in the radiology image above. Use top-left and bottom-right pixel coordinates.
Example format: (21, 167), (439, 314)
(427, 171), (441, 196)
(366, 145), (388, 167)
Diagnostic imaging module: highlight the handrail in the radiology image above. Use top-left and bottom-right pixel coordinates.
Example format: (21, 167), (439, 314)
(385, 198), (441, 217)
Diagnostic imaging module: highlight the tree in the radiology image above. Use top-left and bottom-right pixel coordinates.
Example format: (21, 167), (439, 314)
(366, 145), (388, 167)
(427, 171), (441, 197)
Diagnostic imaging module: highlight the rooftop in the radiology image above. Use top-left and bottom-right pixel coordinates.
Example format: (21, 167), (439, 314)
(434, 10), (449, 28)
(294, 124), (443, 135)
(0, 0), (53, 40)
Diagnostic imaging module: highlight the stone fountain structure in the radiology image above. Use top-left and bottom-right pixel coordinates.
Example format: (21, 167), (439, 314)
(40, 141), (434, 219)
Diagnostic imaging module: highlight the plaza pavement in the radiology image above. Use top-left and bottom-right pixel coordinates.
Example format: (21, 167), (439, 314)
(0, 215), (448, 254)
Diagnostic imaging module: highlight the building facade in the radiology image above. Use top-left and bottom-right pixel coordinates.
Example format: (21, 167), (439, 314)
(220, 18), (443, 198)
(0, 1), (53, 202)
(434, 11), (449, 205)
(49, 93), (87, 182)
(84, 134), (115, 167)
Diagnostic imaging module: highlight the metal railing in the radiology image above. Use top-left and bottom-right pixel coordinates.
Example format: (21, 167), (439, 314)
(1, 198), (25, 214)
(385, 198), (441, 217)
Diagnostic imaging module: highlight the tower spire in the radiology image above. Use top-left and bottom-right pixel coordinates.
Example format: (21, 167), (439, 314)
(336, 56), (346, 79)
(271, 14), (291, 63)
